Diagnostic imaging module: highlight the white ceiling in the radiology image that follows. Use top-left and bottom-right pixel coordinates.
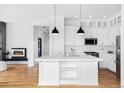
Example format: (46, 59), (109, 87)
(57, 4), (121, 17)
(0, 4), (121, 20)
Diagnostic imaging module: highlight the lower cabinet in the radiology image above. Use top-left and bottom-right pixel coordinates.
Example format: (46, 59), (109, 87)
(59, 61), (80, 85)
(80, 61), (98, 85)
(39, 61), (99, 86)
(106, 54), (116, 72)
(99, 50), (108, 69)
(39, 62), (59, 85)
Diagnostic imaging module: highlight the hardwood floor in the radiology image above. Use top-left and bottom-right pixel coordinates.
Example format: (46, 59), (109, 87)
(0, 64), (120, 88)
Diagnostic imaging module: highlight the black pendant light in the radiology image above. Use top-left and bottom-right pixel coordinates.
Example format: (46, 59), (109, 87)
(77, 4), (85, 34)
(77, 27), (84, 33)
(52, 4), (59, 34)
(52, 27), (59, 33)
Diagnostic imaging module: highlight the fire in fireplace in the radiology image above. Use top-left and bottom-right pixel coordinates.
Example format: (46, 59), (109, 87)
(12, 48), (27, 58)
(13, 51), (24, 56)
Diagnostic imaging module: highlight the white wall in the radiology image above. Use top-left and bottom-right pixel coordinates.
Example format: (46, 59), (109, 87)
(43, 28), (49, 56)
(6, 22), (34, 66)
(0, 4), (120, 19)
(33, 25), (49, 64)
(5, 19), (50, 66)
(34, 26), (43, 59)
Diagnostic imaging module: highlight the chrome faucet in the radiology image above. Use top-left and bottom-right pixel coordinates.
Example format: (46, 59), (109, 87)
(70, 48), (75, 56)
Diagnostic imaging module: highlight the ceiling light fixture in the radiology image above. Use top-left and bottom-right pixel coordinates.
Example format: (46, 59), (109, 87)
(74, 16), (78, 18)
(77, 4), (85, 34)
(52, 4), (59, 34)
(89, 16), (92, 18)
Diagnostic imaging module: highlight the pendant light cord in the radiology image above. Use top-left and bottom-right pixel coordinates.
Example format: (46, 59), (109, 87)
(80, 4), (81, 27)
(54, 4), (56, 27)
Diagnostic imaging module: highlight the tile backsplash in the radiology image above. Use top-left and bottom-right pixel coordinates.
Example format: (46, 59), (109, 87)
(64, 45), (116, 56)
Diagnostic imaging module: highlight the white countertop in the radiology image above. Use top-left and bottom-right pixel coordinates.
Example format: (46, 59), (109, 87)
(35, 54), (103, 62)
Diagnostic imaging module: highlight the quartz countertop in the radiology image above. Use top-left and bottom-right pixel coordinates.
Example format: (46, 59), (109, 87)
(35, 54), (103, 62)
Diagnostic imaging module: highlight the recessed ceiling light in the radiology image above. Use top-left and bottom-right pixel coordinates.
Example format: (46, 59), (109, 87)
(89, 16), (92, 18)
(103, 16), (107, 17)
(74, 16), (78, 18)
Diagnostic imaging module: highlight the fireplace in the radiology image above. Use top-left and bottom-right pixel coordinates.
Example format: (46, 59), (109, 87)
(13, 51), (24, 56)
(12, 48), (26, 58)
(8, 48), (28, 61)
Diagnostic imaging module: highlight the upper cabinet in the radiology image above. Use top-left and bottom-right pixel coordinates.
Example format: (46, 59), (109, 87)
(64, 15), (121, 47)
(64, 26), (83, 46)
(64, 26), (75, 46)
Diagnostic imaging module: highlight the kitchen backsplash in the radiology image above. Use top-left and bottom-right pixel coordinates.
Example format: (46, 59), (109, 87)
(64, 45), (116, 56)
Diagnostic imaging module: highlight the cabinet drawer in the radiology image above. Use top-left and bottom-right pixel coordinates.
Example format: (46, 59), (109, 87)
(60, 62), (79, 68)
(60, 70), (78, 79)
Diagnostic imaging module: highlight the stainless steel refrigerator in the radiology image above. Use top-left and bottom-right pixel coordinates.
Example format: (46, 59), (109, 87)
(116, 35), (120, 79)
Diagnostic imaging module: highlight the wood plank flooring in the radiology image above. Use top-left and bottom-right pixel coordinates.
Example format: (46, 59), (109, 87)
(0, 64), (120, 88)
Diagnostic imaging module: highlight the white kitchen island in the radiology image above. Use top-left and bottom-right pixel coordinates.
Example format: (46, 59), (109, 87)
(35, 55), (102, 86)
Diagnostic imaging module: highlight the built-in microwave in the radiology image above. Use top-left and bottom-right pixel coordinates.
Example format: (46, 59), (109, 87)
(85, 38), (97, 45)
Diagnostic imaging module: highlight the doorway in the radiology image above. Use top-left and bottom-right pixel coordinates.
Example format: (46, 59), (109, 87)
(38, 38), (42, 57)
(33, 25), (49, 58)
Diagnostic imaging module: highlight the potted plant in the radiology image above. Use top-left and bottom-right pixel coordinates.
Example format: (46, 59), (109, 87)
(3, 50), (10, 61)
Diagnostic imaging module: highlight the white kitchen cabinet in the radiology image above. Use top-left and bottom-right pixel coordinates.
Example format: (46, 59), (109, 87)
(90, 28), (98, 38)
(60, 61), (99, 85)
(64, 26), (75, 46)
(99, 53), (107, 68)
(85, 27), (97, 38)
(99, 47), (108, 69)
(37, 56), (101, 86)
(85, 28), (92, 38)
(64, 26), (83, 46)
(106, 54), (116, 72)
(97, 28), (103, 45)
(59, 61), (79, 85)
(108, 25), (120, 46)
(99, 46), (116, 72)
(39, 62), (59, 85)
(103, 28), (109, 45)
(108, 29), (115, 46)
(80, 61), (98, 85)
(97, 28), (108, 46)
